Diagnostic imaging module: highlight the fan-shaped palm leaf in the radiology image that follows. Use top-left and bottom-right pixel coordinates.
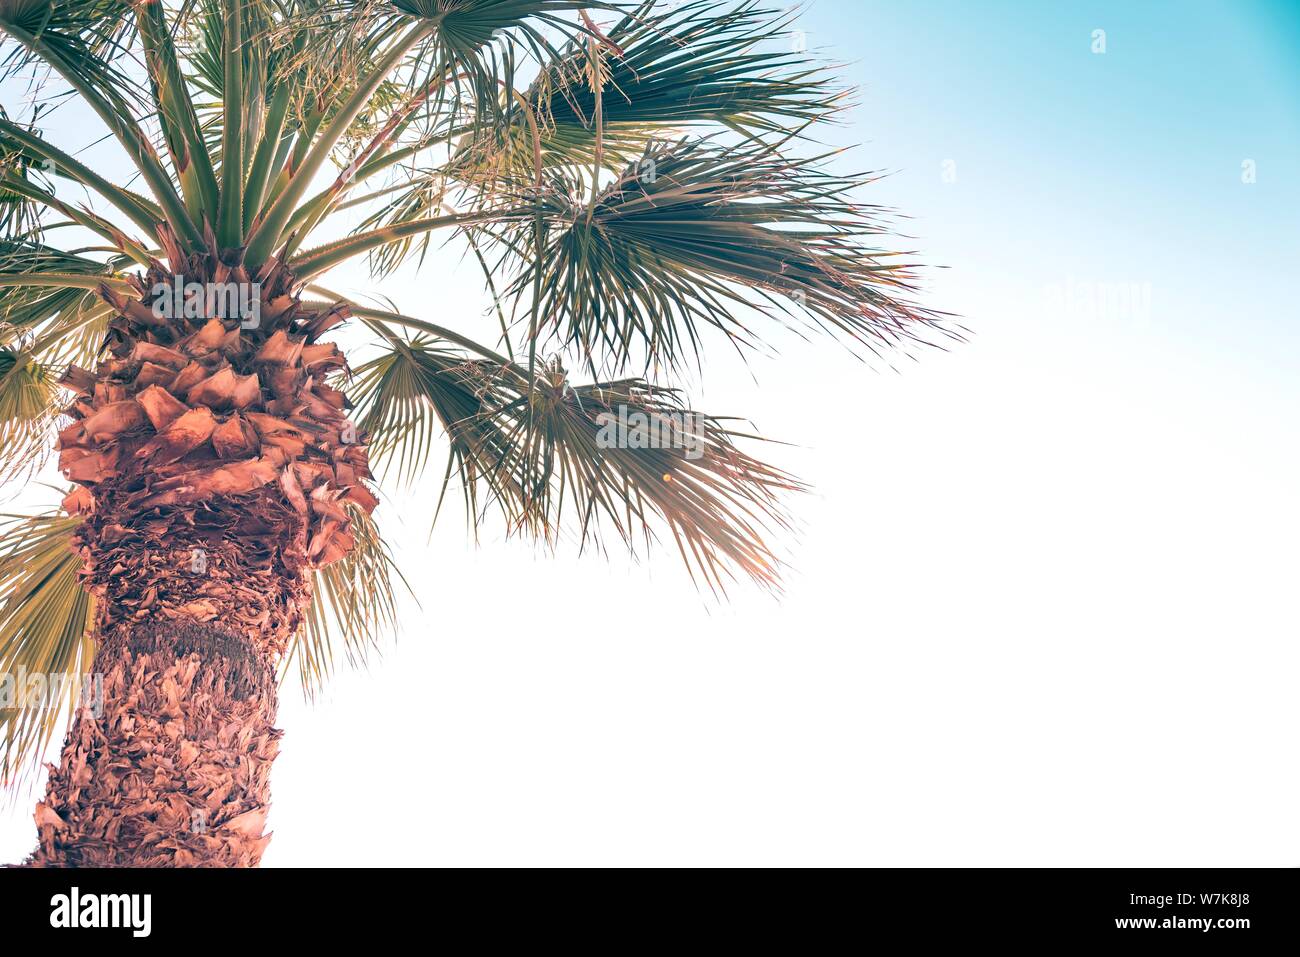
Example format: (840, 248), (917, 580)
(451, 0), (845, 187)
(0, 510), (92, 788)
(0, 348), (59, 485)
(347, 323), (800, 588)
(486, 137), (956, 374)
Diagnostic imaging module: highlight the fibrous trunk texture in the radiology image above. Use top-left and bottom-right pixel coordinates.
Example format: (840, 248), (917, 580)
(29, 621), (279, 867)
(29, 236), (375, 866)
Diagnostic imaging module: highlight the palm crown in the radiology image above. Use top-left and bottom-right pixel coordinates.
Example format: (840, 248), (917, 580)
(0, 0), (952, 785)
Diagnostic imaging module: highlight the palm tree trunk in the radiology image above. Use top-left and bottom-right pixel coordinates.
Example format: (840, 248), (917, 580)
(26, 253), (374, 866)
(27, 482), (311, 867)
(28, 620), (281, 867)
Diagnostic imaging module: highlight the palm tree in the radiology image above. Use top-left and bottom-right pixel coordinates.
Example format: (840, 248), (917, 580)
(0, 0), (952, 866)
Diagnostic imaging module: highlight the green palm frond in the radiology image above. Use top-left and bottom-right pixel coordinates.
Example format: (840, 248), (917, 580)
(1, 1), (201, 246)
(0, 115), (56, 243)
(291, 504), (408, 697)
(364, 0), (846, 262)
(561, 1), (841, 137)
(189, 0), (365, 164)
(349, 332), (799, 590)
(350, 333), (524, 499)
(187, 0), (271, 99)
(510, 367), (800, 592)
(0, 243), (119, 364)
(392, 0), (583, 48)
(0, 348), (52, 422)
(487, 137), (956, 374)
(0, 0), (138, 87)
(452, 0), (844, 186)
(391, 0), (614, 123)
(0, 348), (59, 485)
(0, 246), (100, 332)
(0, 111), (165, 235)
(0, 510), (92, 788)
(0, 246), (110, 487)
(241, 0), (591, 263)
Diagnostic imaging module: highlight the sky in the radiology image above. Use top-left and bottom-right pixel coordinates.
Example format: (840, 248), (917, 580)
(2, 1), (1298, 865)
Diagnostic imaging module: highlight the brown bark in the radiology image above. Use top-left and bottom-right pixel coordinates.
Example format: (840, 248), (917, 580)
(27, 621), (280, 867)
(27, 245), (375, 866)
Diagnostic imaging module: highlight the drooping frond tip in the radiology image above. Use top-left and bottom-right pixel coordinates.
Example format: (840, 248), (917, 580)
(350, 335), (802, 593)
(293, 504), (407, 697)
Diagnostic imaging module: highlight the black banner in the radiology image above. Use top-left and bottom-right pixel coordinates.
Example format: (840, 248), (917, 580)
(0, 867), (1294, 944)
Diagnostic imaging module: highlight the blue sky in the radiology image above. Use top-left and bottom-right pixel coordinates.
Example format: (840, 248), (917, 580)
(800, 0), (1299, 384)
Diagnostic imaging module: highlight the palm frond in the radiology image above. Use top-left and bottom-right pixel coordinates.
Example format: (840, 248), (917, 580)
(2, 1), (202, 246)
(0, 509), (93, 788)
(349, 331), (800, 590)
(0, 114), (54, 243)
(390, 0), (616, 131)
(452, 0), (845, 186)
(244, 14), (436, 264)
(0, 242), (118, 351)
(289, 504), (408, 697)
(487, 136), (957, 374)
(509, 367), (800, 592)
(350, 332), (523, 495)
(0, 311), (110, 466)
(0, 111), (164, 235)
(0, 0), (138, 91)
(0, 245), (110, 486)
(0, 348), (59, 485)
